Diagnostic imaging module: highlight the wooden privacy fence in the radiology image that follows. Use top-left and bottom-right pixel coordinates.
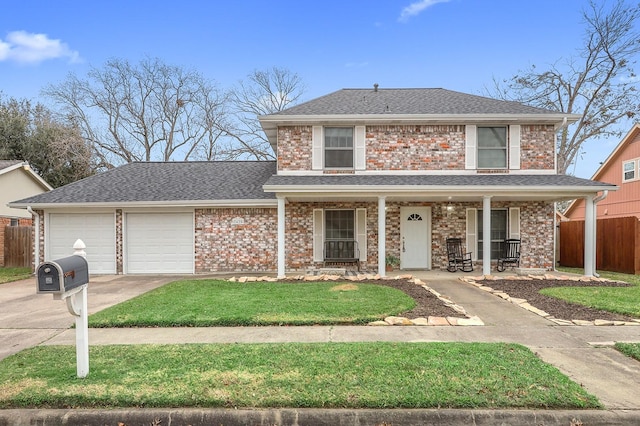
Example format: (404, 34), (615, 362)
(3, 226), (32, 268)
(559, 216), (640, 274)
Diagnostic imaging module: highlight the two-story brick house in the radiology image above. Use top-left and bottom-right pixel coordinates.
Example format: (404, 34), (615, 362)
(10, 87), (616, 276)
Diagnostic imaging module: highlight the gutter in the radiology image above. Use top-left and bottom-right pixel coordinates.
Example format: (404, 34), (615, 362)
(26, 206), (39, 269)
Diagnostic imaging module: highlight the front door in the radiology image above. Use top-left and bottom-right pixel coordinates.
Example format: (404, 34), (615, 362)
(400, 207), (431, 269)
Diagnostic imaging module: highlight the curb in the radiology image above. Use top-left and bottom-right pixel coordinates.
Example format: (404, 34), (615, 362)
(1, 408), (639, 426)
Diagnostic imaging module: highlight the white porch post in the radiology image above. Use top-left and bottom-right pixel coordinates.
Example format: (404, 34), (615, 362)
(482, 196), (492, 276)
(584, 195), (595, 277)
(277, 197), (286, 278)
(378, 196), (386, 277)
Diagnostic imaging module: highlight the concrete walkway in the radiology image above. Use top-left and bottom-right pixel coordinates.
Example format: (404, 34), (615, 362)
(1, 271), (640, 425)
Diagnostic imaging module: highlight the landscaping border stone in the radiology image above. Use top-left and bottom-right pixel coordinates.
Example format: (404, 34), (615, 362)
(461, 274), (640, 326)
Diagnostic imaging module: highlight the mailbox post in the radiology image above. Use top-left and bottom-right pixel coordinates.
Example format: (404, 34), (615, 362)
(36, 239), (90, 378)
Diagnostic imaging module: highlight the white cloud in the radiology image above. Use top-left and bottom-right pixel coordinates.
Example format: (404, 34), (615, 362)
(398, 0), (451, 22)
(0, 31), (80, 64)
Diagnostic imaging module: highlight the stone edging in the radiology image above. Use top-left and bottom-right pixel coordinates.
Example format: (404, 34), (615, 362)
(229, 274), (483, 327)
(461, 274), (640, 326)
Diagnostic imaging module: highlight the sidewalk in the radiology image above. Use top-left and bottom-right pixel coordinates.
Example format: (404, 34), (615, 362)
(1, 272), (640, 425)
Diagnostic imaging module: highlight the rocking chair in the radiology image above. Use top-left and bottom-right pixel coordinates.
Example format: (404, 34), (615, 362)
(496, 239), (521, 272)
(446, 238), (473, 272)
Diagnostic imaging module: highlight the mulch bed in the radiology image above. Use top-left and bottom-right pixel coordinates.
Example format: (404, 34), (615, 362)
(367, 279), (466, 318)
(478, 279), (636, 322)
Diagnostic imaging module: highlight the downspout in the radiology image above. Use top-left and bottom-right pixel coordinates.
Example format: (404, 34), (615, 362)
(26, 206), (39, 270)
(591, 190), (608, 278)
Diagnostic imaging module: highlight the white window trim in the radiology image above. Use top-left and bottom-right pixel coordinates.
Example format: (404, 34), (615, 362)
(468, 207), (520, 260)
(623, 158), (639, 183)
(323, 127), (355, 170)
(313, 208), (367, 262)
(477, 126), (508, 170)
(468, 125), (521, 171)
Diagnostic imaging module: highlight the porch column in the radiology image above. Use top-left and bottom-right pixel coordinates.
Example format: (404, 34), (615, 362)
(482, 196), (492, 276)
(378, 196), (386, 277)
(584, 195), (595, 277)
(277, 196), (286, 278)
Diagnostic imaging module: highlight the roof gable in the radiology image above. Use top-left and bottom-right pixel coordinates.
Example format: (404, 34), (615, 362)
(0, 160), (52, 190)
(564, 123), (640, 218)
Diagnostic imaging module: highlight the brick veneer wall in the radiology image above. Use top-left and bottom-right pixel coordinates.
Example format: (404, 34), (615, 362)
(284, 200), (554, 272)
(365, 125), (465, 170)
(195, 208), (278, 273)
(277, 125), (555, 172)
(430, 201), (554, 270)
(520, 125), (556, 170)
(115, 210), (123, 274)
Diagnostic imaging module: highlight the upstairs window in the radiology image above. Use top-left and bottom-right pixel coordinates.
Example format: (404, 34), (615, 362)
(324, 127), (353, 168)
(623, 160), (637, 182)
(477, 127), (507, 169)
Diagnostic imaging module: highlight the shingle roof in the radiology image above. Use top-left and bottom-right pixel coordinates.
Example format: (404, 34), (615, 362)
(11, 161), (277, 205)
(264, 174), (615, 189)
(269, 88), (561, 116)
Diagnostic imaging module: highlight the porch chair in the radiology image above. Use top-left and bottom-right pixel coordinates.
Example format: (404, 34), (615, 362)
(446, 237), (473, 272)
(496, 239), (521, 272)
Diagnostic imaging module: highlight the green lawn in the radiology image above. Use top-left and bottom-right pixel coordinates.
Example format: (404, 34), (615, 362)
(0, 342), (601, 409)
(615, 343), (640, 361)
(547, 268), (640, 318)
(0, 267), (31, 284)
(88, 280), (416, 327)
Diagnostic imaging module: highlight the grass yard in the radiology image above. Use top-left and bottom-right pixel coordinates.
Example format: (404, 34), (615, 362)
(88, 280), (415, 327)
(0, 342), (601, 409)
(0, 267), (31, 284)
(548, 268), (640, 317)
(615, 343), (640, 361)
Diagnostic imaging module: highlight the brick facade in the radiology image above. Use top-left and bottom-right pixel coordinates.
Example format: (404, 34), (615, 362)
(520, 125), (556, 170)
(274, 200), (555, 272)
(195, 208), (278, 273)
(277, 124), (555, 172)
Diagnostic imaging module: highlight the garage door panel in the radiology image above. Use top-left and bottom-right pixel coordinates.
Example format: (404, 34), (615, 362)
(126, 213), (193, 273)
(48, 213), (116, 274)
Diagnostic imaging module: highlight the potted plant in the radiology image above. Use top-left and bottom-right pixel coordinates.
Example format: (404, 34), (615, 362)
(385, 254), (400, 272)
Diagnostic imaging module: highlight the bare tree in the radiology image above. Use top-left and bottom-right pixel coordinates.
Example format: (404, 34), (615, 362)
(224, 67), (305, 160)
(487, 0), (640, 174)
(43, 57), (227, 168)
(0, 95), (94, 187)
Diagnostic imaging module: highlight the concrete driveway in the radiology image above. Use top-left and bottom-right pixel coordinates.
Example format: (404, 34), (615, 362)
(0, 274), (181, 361)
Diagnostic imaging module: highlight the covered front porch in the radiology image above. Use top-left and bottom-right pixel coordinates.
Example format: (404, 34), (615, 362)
(265, 174), (616, 278)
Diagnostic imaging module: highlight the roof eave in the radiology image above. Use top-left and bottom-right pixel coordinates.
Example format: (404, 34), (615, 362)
(263, 183), (617, 197)
(9, 199), (278, 210)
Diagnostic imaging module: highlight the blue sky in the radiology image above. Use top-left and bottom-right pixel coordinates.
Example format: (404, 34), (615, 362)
(0, 0), (632, 178)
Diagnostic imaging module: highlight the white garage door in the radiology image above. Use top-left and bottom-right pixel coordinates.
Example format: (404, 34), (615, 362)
(48, 213), (116, 274)
(125, 213), (194, 273)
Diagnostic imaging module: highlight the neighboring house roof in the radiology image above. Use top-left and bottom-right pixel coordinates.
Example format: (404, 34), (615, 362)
(0, 160), (52, 191)
(259, 87), (581, 148)
(564, 123), (640, 218)
(264, 174), (616, 202)
(10, 161), (277, 208)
